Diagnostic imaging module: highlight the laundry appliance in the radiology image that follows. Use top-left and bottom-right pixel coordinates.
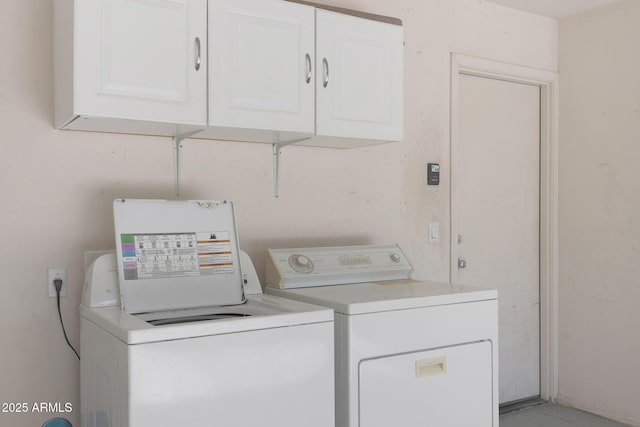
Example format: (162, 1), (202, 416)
(80, 199), (334, 427)
(265, 244), (499, 427)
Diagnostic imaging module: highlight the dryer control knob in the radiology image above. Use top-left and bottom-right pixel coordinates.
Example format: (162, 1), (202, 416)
(295, 255), (310, 266)
(288, 254), (314, 273)
(390, 253), (401, 263)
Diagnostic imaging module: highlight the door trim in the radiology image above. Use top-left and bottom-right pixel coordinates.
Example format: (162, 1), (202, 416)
(450, 53), (559, 402)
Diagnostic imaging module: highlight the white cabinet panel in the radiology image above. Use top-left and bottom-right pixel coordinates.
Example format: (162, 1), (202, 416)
(55, 1), (404, 146)
(315, 10), (403, 142)
(65, 0), (207, 127)
(360, 341), (494, 427)
(208, 0), (315, 134)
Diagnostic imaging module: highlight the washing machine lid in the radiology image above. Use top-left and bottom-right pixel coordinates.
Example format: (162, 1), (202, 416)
(80, 294), (333, 344)
(113, 199), (245, 314)
(266, 280), (497, 315)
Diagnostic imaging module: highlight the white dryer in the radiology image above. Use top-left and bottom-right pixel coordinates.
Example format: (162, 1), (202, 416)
(80, 200), (334, 427)
(265, 244), (499, 427)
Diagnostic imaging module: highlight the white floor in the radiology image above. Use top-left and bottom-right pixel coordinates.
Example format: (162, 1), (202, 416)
(500, 403), (631, 427)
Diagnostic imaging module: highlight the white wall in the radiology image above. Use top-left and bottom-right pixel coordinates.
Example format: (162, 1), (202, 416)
(0, 1), (556, 425)
(558, 1), (640, 425)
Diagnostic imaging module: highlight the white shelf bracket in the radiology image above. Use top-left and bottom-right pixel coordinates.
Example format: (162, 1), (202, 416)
(272, 137), (311, 198)
(172, 130), (201, 197)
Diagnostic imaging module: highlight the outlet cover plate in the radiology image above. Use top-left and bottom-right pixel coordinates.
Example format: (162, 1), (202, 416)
(48, 267), (67, 297)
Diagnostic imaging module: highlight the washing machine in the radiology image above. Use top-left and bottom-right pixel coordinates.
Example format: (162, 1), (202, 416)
(265, 244), (499, 427)
(80, 200), (334, 427)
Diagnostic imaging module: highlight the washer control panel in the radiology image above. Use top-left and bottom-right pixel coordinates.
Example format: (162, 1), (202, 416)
(266, 244), (413, 289)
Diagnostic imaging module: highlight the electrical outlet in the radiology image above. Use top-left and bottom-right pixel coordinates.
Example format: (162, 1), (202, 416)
(48, 268), (67, 297)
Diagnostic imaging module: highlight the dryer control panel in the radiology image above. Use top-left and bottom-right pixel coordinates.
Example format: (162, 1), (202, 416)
(266, 244), (413, 289)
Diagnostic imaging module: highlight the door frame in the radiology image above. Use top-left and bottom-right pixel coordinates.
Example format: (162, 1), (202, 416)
(450, 53), (559, 402)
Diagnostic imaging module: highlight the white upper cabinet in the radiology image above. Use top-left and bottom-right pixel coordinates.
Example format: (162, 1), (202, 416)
(208, 0), (315, 137)
(54, 0), (403, 146)
(314, 10), (404, 146)
(55, 0), (207, 135)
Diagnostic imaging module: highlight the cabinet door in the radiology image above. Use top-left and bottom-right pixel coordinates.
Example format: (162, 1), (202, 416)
(208, 0), (315, 135)
(75, 0), (207, 125)
(316, 11), (403, 142)
(359, 342), (494, 427)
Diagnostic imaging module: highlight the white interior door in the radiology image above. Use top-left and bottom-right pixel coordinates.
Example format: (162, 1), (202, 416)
(452, 73), (540, 405)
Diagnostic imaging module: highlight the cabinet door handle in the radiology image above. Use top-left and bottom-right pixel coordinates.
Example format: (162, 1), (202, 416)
(305, 53), (312, 84)
(322, 57), (329, 88)
(194, 37), (201, 71)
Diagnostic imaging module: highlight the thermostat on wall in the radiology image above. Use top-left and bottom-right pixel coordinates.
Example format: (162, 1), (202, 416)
(428, 163), (440, 185)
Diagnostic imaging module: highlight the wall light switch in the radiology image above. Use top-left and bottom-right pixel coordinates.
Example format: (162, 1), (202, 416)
(429, 222), (439, 243)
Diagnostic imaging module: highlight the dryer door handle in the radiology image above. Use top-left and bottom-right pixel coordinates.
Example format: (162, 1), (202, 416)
(415, 357), (447, 378)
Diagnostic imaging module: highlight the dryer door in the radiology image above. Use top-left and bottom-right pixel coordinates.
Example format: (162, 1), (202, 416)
(359, 341), (494, 427)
